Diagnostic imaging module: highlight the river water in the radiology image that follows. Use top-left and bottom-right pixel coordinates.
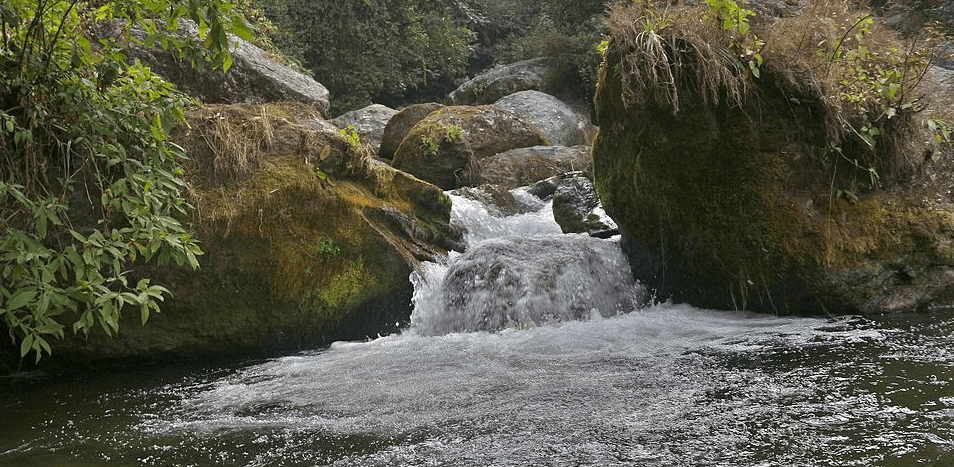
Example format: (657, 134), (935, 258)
(2, 188), (953, 466)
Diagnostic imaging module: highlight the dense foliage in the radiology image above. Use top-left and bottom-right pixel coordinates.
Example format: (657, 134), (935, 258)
(0, 0), (249, 364)
(261, 0), (616, 115)
(264, 0), (476, 115)
(472, 0), (611, 110)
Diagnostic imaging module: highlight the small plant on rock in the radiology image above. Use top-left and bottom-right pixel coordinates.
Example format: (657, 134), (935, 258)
(444, 124), (464, 143)
(704, 0), (764, 77)
(421, 135), (440, 157)
(317, 237), (341, 258)
(339, 126), (362, 150)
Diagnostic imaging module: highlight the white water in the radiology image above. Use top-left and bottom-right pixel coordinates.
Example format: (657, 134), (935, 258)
(410, 190), (645, 335)
(2, 188), (953, 466)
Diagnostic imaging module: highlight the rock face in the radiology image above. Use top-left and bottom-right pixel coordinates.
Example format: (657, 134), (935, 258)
(119, 20), (331, 117)
(593, 34), (954, 315)
(50, 103), (459, 362)
(330, 104), (397, 154)
(494, 91), (594, 146)
(378, 103), (445, 160)
(448, 58), (552, 105)
(474, 145), (592, 189)
(532, 173), (619, 238)
(391, 105), (549, 190)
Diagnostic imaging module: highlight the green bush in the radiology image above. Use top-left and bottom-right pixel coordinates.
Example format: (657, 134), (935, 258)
(0, 0), (249, 364)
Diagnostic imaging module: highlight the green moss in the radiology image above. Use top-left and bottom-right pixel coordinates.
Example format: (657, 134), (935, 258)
(594, 40), (954, 314)
(392, 105), (549, 189)
(316, 260), (369, 307)
(43, 102), (455, 363)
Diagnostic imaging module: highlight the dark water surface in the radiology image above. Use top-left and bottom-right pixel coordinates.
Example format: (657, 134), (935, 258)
(2, 307), (953, 467)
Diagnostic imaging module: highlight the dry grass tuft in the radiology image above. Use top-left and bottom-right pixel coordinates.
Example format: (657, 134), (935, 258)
(604, 0), (949, 184)
(185, 105), (279, 184)
(605, 0), (749, 114)
(762, 0), (942, 180)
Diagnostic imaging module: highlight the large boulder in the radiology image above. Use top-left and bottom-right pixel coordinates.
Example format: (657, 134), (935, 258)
(330, 104), (397, 154)
(448, 58), (552, 105)
(115, 20), (331, 116)
(532, 172), (619, 238)
(48, 103), (459, 363)
(494, 91), (595, 146)
(473, 145), (592, 189)
(378, 103), (445, 160)
(593, 10), (954, 315)
(391, 106), (549, 190)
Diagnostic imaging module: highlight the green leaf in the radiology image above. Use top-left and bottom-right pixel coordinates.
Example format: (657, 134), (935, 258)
(222, 54), (234, 73)
(230, 15), (255, 42)
(186, 249), (199, 269)
(36, 215), (47, 239)
(7, 289), (36, 311)
(37, 292), (50, 317)
(37, 336), (51, 357)
(37, 321), (64, 336)
(20, 333), (34, 358)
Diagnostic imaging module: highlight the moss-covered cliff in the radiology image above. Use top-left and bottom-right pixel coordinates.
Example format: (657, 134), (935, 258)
(592, 1), (954, 314)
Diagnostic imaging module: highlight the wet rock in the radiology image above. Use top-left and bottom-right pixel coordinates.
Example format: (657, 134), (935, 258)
(475, 145), (592, 189)
(378, 103), (445, 160)
(413, 236), (644, 335)
(450, 185), (527, 217)
(448, 58), (552, 105)
(391, 105), (549, 190)
(494, 91), (594, 146)
(530, 172), (619, 238)
(49, 103), (457, 363)
(330, 104), (397, 154)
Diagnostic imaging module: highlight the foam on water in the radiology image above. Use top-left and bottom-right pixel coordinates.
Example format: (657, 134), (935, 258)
(124, 304), (954, 467)
(2, 188), (953, 467)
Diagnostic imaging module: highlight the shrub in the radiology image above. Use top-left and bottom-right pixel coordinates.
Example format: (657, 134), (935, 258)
(0, 0), (249, 364)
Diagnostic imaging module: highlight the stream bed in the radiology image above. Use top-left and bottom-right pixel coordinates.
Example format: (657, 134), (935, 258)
(2, 188), (953, 466)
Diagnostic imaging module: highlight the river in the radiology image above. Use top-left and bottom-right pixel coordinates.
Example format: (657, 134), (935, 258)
(1, 187), (953, 466)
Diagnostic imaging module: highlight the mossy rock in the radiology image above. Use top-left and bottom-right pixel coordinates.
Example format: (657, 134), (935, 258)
(379, 102), (445, 160)
(391, 105), (549, 190)
(447, 58), (553, 105)
(474, 145), (592, 189)
(48, 103), (459, 363)
(593, 40), (954, 315)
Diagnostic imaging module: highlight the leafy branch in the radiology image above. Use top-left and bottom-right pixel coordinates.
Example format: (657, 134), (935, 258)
(0, 0), (249, 363)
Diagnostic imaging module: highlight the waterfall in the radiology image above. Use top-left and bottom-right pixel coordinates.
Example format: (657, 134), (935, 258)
(409, 188), (646, 336)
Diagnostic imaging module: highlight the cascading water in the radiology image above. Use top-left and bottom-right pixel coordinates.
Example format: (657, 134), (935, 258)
(410, 189), (645, 336)
(1, 186), (953, 467)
